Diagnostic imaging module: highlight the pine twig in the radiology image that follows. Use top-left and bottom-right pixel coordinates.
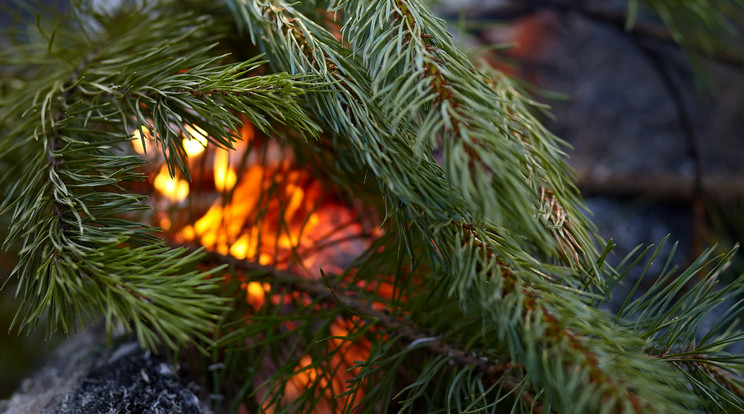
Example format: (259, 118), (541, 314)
(46, 50), (98, 233)
(203, 250), (545, 411)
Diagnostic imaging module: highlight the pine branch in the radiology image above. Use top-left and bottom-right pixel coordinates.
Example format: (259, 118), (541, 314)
(0, 4), (321, 351)
(339, 0), (597, 260)
(218, 0), (742, 411)
(336, 0), (604, 279)
(614, 241), (744, 412)
(204, 250), (542, 408)
(225, 0), (465, 224)
(2, 2), (744, 413)
(0, 15), (226, 348)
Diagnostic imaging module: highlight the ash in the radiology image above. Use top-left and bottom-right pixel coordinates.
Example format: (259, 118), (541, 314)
(0, 328), (211, 414)
(54, 344), (201, 414)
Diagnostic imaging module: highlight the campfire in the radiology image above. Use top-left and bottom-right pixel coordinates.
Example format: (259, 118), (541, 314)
(131, 119), (383, 411)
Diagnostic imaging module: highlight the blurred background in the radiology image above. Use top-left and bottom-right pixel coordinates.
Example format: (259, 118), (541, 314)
(2, 0), (743, 400)
(434, 0), (744, 290)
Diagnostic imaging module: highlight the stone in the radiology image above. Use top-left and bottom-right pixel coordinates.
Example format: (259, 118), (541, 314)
(0, 327), (212, 414)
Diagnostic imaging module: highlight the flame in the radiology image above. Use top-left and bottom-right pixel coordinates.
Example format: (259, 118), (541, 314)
(294, 355), (318, 384)
(280, 322), (366, 411)
(240, 281), (270, 308)
(138, 118), (379, 412)
(131, 128), (152, 155)
(182, 124), (208, 157)
(152, 165), (190, 202)
(214, 147), (237, 192)
(179, 151), (369, 276)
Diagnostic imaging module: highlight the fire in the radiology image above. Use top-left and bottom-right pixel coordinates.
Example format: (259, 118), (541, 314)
(178, 150), (368, 276)
(294, 355), (318, 384)
(240, 281), (270, 308)
(152, 164), (189, 202)
(182, 124), (208, 157)
(276, 318), (367, 412)
(213, 147), (237, 191)
(133, 119), (377, 411)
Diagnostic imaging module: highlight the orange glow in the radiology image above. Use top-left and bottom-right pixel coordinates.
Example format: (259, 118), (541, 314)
(159, 216), (172, 231)
(180, 225), (195, 241)
(294, 355), (318, 384)
(241, 281), (270, 308)
(182, 124), (208, 157)
(282, 342), (364, 412)
(179, 148), (370, 277)
(153, 165), (189, 202)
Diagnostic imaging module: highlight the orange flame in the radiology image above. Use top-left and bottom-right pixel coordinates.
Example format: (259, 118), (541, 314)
(152, 165), (190, 202)
(240, 281), (271, 308)
(213, 147), (237, 192)
(178, 147), (369, 276)
(182, 124), (208, 157)
(136, 119), (377, 412)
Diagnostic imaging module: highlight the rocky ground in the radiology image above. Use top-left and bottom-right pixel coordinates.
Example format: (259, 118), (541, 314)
(0, 326), (212, 414)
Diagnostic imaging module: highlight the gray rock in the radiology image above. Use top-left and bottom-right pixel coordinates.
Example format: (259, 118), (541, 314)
(0, 328), (212, 414)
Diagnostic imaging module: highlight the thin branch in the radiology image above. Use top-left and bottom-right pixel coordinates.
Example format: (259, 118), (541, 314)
(46, 50), (98, 238)
(393, 1), (589, 271)
(203, 251), (545, 412)
(458, 223), (646, 412)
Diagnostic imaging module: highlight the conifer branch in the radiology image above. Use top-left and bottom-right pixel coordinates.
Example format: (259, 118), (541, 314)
(211, 253), (517, 370)
(220, 0), (740, 411)
(338, 0), (603, 276)
(204, 250), (544, 411)
(0, 4), (321, 351)
(2, 1), (743, 412)
(339, 0), (577, 255)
